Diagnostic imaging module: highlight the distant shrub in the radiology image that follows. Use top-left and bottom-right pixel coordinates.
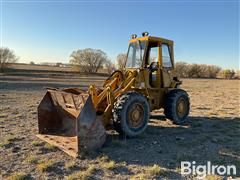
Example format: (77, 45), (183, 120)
(187, 64), (203, 78)
(175, 62), (221, 78)
(218, 69), (235, 79)
(235, 70), (240, 79)
(206, 65), (221, 78)
(175, 62), (189, 78)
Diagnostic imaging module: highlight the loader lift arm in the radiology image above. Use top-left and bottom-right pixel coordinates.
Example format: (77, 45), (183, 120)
(88, 70), (137, 126)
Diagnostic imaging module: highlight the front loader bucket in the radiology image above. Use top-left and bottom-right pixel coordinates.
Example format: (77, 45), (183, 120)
(37, 88), (106, 157)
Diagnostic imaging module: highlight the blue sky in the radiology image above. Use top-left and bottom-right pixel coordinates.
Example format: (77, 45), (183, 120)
(1, 0), (239, 69)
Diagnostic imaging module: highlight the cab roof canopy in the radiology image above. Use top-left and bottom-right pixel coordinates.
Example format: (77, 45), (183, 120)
(130, 36), (173, 45)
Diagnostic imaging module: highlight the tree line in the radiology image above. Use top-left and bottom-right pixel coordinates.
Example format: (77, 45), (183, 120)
(0, 47), (239, 79)
(175, 62), (239, 79)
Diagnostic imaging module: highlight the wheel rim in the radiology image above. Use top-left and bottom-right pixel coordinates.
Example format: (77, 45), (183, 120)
(177, 97), (186, 118)
(128, 103), (144, 128)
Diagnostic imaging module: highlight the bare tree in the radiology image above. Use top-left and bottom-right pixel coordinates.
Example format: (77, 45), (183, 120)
(175, 61), (189, 78)
(116, 53), (127, 70)
(105, 60), (116, 74)
(0, 47), (18, 71)
(70, 48), (108, 73)
(206, 65), (221, 78)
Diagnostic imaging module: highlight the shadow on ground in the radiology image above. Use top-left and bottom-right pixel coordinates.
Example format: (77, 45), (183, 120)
(98, 115), (240, 178)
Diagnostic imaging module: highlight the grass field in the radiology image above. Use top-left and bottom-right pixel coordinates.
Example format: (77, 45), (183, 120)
(0, 66), (239, 179)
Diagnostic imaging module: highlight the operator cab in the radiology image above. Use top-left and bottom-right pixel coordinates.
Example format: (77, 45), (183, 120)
(125, 32), (174, 88)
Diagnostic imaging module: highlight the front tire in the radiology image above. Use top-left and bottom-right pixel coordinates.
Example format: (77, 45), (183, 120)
(113, 92), (150, 137)
(164, 89), (190, 124)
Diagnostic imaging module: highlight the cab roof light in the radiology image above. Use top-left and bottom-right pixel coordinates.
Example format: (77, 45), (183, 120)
(142, 31), (149, 37)
(131, 34), (137, 39)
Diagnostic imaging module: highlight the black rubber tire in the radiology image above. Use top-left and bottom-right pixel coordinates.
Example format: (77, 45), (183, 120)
(112, 92), (150, 137)
(164, 89), (190, 124)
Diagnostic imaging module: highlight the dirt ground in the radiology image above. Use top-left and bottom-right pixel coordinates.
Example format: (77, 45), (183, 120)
(0, 69), (239, 180)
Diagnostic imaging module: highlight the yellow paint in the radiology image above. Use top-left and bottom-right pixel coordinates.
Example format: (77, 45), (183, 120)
(87, 35), (181, 125)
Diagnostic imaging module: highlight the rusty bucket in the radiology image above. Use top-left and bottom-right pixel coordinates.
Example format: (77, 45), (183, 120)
(37, 88), (106, 157)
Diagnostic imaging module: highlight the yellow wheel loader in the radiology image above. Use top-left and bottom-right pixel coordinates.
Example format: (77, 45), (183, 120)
(37, 32), (190, 157)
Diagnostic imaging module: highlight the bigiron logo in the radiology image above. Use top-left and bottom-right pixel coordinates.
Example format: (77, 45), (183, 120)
(181, 161), (237, 179)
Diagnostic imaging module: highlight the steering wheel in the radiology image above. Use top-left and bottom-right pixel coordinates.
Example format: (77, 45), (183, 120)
(149, 62), (158, 72)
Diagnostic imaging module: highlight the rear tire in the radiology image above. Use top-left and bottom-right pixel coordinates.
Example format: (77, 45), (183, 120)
(113, 92), (150, 137)
(164, 89), (190, 124)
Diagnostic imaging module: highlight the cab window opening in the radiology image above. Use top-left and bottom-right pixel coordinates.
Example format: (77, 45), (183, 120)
(125, 41), (146, 68)
(162, 44), (172, 68)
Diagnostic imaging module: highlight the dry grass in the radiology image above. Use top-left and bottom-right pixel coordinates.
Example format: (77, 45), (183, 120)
(6, 172), (28, 180)
(25, 155), (38, 164)
(31, 141), (42, 146)
(0, 113), (8, 118)
(98, 155), (109, 162)
(130, 173), (146, 180)
(37, 160), (55, 172)
(0, 135), (18, 147)
(102, 160), (117, 170)
(130, 164), (163, 179)
(0, 118), (5, 123)
(97, 154), (118, 171)
(97, 155), (117, 170)
(65, 160), (77, 170)
(43, 143), (58, 151)
(145, 164), (162, 176)
(175, 167), (181, 173)
(66, 165), (96, 180)
(204, 175), (223, 180)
